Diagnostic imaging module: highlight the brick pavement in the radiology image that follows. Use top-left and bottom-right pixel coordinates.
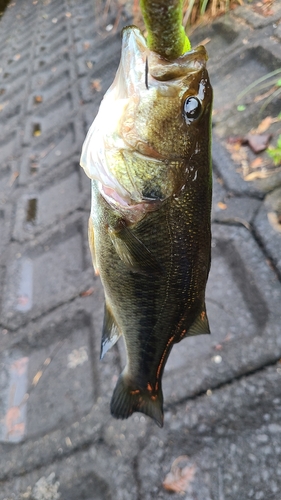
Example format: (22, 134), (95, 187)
(0, 0), (281, 498)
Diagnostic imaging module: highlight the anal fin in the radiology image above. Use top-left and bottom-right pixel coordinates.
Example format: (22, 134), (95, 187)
(100, 303), (121, 359)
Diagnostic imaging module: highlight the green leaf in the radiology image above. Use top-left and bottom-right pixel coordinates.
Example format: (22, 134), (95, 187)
(237, 105), (246, 111)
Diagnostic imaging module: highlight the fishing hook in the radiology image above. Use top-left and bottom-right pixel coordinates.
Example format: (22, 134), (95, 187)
(145, 57), (149, 90)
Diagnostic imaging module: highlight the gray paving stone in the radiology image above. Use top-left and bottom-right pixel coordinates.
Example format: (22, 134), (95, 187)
(190, 15), (244, 62)
(212, 173), (261, 225)
(18, 120), (84, 184)
(13, 171), (85, 242)
(137, 363), (281, 499)
(1, 213), (91, 330)
(23, 91), (78, 146)
(233, 1), (281, 28)
(27, 68), (76, 112)
(31, 55), (73, 91)
(0, 442), (136, 500)
(212, 135), (281, 198)
(253, 186), (281, 275)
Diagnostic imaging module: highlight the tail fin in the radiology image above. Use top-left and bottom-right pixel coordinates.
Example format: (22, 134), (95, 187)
(110, 372), (164, 427)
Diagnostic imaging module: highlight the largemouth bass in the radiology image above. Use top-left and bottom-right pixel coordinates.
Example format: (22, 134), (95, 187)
(80, 26), (212, 427)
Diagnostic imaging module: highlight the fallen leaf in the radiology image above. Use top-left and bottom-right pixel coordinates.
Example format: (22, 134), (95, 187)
(163, 456), (196, 494)
(34, 95), (43, 104)
(199, 37), (211, 46)
(244, 133), (271, 153)
(5, 406), (25, 436)
(244, 170), (270, 181)
(215, 344), (223, 351)
(91, 79), (102, 91)
(80, 287), (95, 297)
(17, 295), (30, 306)
(43, 357), (51, 366)
(217, 202), (227, 210)
(67, 347), (88, 369)
(0, 101), (8, 112)
(227, 136), (244, 146)
(254, 86), (277, 103)
(267, 212), (281, 233)
(32, 370), (43, 387)
(11, 357), (29, 376)
(83, 41), (90, 50)
(250, 157), (264, 169)
(254, 116), (277, 134)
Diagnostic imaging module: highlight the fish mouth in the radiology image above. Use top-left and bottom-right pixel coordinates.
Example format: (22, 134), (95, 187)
(120, 26), (208, 88)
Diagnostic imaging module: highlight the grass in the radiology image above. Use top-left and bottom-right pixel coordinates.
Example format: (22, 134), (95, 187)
(182, 0), (241, 28)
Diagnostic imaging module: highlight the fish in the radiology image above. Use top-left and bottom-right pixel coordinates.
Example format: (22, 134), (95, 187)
(80, 26), (213, 427)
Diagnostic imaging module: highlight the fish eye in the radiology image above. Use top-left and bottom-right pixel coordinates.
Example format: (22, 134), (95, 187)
(183, 97), (202, 122)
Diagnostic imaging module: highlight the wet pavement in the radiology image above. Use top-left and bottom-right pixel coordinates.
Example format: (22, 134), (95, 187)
(0, 0), (281, 498)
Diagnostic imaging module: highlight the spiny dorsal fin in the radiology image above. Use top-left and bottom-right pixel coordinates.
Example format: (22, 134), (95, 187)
(108, 221), (162, 275)
(100, 303), (121, 359)
(185, 304), (211, 337)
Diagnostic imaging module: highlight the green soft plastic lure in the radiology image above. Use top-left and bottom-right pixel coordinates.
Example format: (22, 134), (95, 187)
(140, 0), (191, 59)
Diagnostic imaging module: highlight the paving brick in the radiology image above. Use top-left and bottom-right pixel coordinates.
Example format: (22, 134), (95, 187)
(1, 214), (90, 329)
(75, 31), (121, 77)
(23, 324), (93, 439)
(13, 170), (85, 242)
(0, 442), (137, 500)
(253, 186), (281, 275)
(27, 70), (76, 112)
(19, 120), (84, 185)
(31, 54), (71, 90)
(23, 91), (77, 146)
(0, 131), (19, 171)
(233, 1), (281, 28)
(79, 50), (120, 103)
(212, 173), (261, 225)
(212, 135), (281, 198)
(137, 364), (281, 500)
(211, 44), (280, 114)
(190, 15), (243, 62)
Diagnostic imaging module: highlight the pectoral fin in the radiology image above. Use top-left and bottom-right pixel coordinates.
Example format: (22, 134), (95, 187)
(109, 221), (162, 275)
(100, 303), (121, 359)
(88, 217), (99, 276)
(183, 304), (211, 338)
